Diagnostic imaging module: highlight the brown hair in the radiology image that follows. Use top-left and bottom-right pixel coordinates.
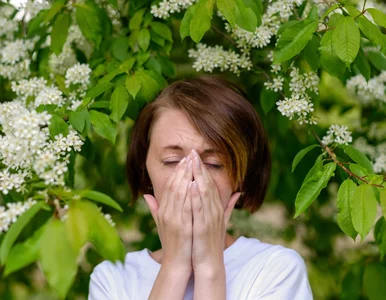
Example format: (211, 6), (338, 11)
(126, 76), (271, 213)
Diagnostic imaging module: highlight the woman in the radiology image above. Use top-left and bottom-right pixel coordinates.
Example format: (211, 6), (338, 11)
(89, 76), (313, 299)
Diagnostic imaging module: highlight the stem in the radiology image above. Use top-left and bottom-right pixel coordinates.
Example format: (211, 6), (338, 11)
(317, 25), (335, 33)
(362, 0), (367, 12)
(211, 25), (237, 47)
(311, 130), (384, 188)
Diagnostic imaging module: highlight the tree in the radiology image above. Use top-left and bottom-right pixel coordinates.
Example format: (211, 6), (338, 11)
(0, 0), (385, 298)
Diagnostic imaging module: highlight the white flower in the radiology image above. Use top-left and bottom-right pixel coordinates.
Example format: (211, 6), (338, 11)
(0, 200), (37, 234)
(188, 43), (252, 76)
(0, 39), (34, 65)
(346, 71), (386, 105)
(322, 125), (353, 146)
(35, 86), (65, 108)
(103, 213), (116, 227)
(373, 154), (386, 173)
(65, 63), (92, 91)
(48, 44), (77, 75)
(151, 0), (197, 19)
(264, 76), (284, 92)
(11, 78), (47, 99)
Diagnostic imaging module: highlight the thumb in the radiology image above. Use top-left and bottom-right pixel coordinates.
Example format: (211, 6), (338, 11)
(143, 194), (159, 224)
(224, 192), (241, 226)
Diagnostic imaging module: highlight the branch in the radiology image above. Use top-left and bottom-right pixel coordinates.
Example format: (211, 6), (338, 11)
(311, 130), (384, 188)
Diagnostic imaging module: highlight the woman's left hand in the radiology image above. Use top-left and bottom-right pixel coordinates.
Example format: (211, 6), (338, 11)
(189, 149), (241, 274)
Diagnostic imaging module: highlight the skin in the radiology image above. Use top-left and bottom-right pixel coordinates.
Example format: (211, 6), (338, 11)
(143, 108), (241, 299)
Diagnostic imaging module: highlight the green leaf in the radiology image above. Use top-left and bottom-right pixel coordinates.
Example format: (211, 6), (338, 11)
(351, 184), (377, 240)
(90, 101), (110, 109)
(349, 163), (370, 178)
(340, 264), (363, 300)
(354, 48), (370, 81)
(40, 219), (78, 299)
(112, 37), (130, 62)
(320, 3), (341, 21)
(277, 20), (298, 36)
(380, 187), (386, 219)
(363, 264), (386, 300)
(79, 190), (123, 212)
(129, 8), (146, 31)
(328, 13), (344, 27)
(235, 0), (258, 32)
(44, 0), (65, 24)
(75, 3), (102, 47)
(190, 0), (215, 43)
(65, 200), (90, 252)
(294, 162), (336, 218)
(337, 179), (358, 239)
(125, 74), (142, 99)
(68, 108), (89, 133)
(180, 4), (196, 40)
(151, 21), (173, 42)
(90, 110), (117, 144)
(303, 34), (320, 71)
(138, 28), (151, 52)
(292, 144), (320, 172)
(110, 86), (129, 123)
(367, 51), (386, 71)
(304, 154), (324, 183)
(273, 20), (318, 64)
(0, 202), (45, 265)
(3, 224), (46, 277)
(332, 16), (360, 67)
(367, 8), (386, 28)
(342, 145), (374, 173)
(48, 115), (69, 138)
(85, 82), (114, 100)
(145, 57), (162, 75)
(136, 69), (161, 103)
(50, 13), (70, 55)
(217, 0), (237, 27)
(260, 88), (279, 115)
(319, 30), (346, 78)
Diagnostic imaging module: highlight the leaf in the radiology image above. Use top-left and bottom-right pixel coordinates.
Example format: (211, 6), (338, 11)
(44, 0), (65, 24)
(367, 51), (386, 71)
(273, 20), (318, 64)
(68, 108), (89, 133)
(0, 202), (45, 265)
(112, 37), (130, 62)
(351, 184), (377, 240)
(151, 21), (172, 42)
(367, 8), (386, 28)
(342, 145), (374, 173)
(319, 30), (346, 79)
(85, 82), (114, 100)
(136, 69), (160, 103)
(337, 179), (358, 239)
(129, 8), (146, 31)
(380, 187), (386, 219)
(125, 74), (142, 99)
(89, 110), (117, 144)
(260, 88), (279, 115)
(377, 219), (386, 258)
(332, 16), (360, 67)
(320, 3), (341, 21)
(75, 2), (102, 47)
(3, 224), (46, 277)
(292, 145), (320, 172)
(190, 0), (215, 43)
(180, 4), (196, 41)
(50, 13), (70, 55)
(90, 101), (110, 109)
(363, 264), (386, 300)
(304, 154), (324, 183)
(354, 47), (370, 81)
(294, 162), (336, 218)
(138, 28), (151, 52)
(48, 114), (69, 138)
(349, 163), (369, 178)
(235, 0), (258, 32)
(65, 200), (90, 252)
(303, 34), (320, 71)
(217, 0), (237, 27)
(79, 190), (123, 212)
(156, 55), (176, 78)
(39, 219), (78, 299)
(110, 86), (129, 123)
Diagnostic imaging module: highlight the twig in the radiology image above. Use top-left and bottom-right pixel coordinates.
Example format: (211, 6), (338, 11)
(211, 25), (237, 47)
(311, 130), (384, 188)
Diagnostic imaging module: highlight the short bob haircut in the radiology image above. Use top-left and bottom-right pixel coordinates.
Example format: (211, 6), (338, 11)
(126, 76), (271, 213)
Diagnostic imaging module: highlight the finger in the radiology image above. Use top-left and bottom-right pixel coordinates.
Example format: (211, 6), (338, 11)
(182, 181), (193, 224)
(143, 194), (159, 227)
(191, 180), (205, 223)
(159, 157), (187, 212)
(191, 150), (214, 215)
(173, 155), (193, 212)
(224, 192), (241, 226)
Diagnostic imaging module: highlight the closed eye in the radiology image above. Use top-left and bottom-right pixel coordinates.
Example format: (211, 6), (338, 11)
(162, 161), (223, 169)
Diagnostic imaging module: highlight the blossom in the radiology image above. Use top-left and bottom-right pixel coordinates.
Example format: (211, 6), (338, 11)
(374, 154), (386, 173)
(322, 125), (353, 145)
(11, 77), (48, 99)
(151, 0), (197, 19)
(276, 96), (315, 124)
(188, 43), (252, 75)
(1, 39), (34, 65)
(65, 63), (92, 91)
(35, 86), (65, 108)
(264, 76), (284, 92)
(346, 71), (386, 105)
(0, 199), (37, 234)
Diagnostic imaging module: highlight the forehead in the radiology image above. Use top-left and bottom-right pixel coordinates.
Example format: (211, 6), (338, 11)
(149, 109), (213, 152)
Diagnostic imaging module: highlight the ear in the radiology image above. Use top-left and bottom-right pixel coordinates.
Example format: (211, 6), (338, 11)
(143, 194), (159, 225)
(224, 192), (241, 226)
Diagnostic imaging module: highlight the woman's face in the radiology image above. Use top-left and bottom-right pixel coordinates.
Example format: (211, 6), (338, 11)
(145, 109), (236, 210)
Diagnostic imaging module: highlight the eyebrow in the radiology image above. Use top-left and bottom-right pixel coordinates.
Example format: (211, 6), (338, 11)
(162, 145), (221, 155)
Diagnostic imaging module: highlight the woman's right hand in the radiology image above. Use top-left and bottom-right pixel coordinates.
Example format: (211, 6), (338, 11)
(143, 155), (193, 275)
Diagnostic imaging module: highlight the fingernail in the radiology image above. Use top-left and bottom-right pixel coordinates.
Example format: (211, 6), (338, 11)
(194, 156), (200, 168)
(180, 157), (187, 165)
(192, 181), (197, 189)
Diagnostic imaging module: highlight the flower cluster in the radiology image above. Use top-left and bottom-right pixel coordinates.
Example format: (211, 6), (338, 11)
(0, 5), (18, 39)
(151, 0), (197, 19)
(322, 125), (353, 145)
(65, 62), (92, 92)
(353, 137), (386, 174)
(346, 71), (386, 105)
(224, 0), (303, 53)
(22, 0), (50, 20)
(275, 66), (319, 124)
(0, 199), (37, 233)
(188, 43), (252, 75)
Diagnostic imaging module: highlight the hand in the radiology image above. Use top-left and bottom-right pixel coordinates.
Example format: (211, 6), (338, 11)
(144, 155), (194, 275)
(189, 150), (241, 274)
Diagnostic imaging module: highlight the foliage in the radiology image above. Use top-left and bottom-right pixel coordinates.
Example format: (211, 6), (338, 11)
(0, 0), (386, 299)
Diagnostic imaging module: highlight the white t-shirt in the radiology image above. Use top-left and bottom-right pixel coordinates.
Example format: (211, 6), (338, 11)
(89, 236), (313, 299)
